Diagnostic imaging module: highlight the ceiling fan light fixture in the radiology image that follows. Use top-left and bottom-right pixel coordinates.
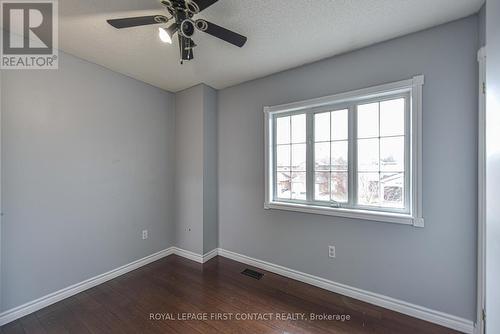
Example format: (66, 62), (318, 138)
(159, 27), (172, 44)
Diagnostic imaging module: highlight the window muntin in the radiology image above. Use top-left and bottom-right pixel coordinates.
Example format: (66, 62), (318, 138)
(272, 93), (410, 215)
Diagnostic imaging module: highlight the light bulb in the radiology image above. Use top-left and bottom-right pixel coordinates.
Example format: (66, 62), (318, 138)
(159, 27), (172, 44)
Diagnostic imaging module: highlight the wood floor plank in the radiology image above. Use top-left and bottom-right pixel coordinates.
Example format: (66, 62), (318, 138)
(19, 314), (46, 334)
(167, 256), (367, 333)
(2, 255), (461, 334)
(158, 258), (351, 333)
(1, 321), (25, 334)
(35, 300), (71, 334)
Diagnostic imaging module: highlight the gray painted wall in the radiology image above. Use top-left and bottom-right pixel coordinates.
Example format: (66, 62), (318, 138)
(478, 4), (486, 47)
(203, 86), (218, 254)
(174, 85), (205, 254)
(218, 16), (479, 320)
(0, 51), (175, 311)
(486, 0), (500, 332)
(174, 84), (218, 254)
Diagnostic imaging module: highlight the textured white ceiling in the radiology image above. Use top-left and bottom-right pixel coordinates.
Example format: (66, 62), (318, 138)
(60, 0), (484, 92)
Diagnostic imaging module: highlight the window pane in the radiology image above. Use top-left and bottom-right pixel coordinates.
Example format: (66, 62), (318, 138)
(276, 145), (290, 171)
(273, 96), (408, 211)
(358, 172), (380, 206)
(276, 172), (291, 199)
(315, 172), (330, 201)
(380, 137), (405, 172)
(291, 172), (306, 200)
(380, 98), (405, 137)
(315, 142), (330, 171)
(315, 112), (330, 142)
(276, 116), (290, 144)
(331, 109), (348, 140)
(358, 138), (379, 172)
(291, 114), (306, 143)
(381, 173), (404, 208)
(357, 102), (379, 138)
(291, 144), (306, 171)
(331, 141), (348, 171)
(331, 172), (348, 203)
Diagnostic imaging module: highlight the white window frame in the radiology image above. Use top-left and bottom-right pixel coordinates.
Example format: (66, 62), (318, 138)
(264, 75), (424, 227)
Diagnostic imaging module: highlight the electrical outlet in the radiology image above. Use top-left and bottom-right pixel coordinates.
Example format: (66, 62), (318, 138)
(328, 245), (336, 258)
(142, 230), (148, 240)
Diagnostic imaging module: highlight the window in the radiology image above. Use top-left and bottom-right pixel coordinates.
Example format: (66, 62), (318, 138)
(264, 76), (424, 226)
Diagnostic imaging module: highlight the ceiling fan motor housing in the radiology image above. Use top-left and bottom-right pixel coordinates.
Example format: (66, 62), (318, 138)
(161, 0), (198, 16)
(180, 19), (196, 38)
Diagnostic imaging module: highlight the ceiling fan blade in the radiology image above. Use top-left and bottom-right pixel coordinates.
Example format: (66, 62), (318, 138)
(202, 21), (247, 47)
(107, 15), (168, 29)
(193, 0), (219, 12)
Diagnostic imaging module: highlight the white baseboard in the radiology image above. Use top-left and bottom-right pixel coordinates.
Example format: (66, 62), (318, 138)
(217, 248), (474, 334)
(0, 246), (219, 326)
(0, 246), (475, 334)
(170, 247), (218, 264)
(171, 247), (203, 263)
(0, 247), (174, 326)
(202, 248), (219, 263)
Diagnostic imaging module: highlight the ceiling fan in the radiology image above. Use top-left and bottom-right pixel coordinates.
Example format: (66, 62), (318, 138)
(107, 0), (247, 64)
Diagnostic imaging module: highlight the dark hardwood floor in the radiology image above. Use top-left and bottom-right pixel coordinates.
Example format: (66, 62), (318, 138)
(1, 255), (460, 334)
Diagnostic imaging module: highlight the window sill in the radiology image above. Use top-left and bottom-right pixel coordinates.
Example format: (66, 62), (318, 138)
(264, 201), (424, 227)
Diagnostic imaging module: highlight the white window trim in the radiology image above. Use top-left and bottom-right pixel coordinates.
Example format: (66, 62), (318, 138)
(264, 75), (425, 227)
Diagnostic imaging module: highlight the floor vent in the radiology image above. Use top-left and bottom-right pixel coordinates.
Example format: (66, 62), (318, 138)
(241, 268), (264, 280)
